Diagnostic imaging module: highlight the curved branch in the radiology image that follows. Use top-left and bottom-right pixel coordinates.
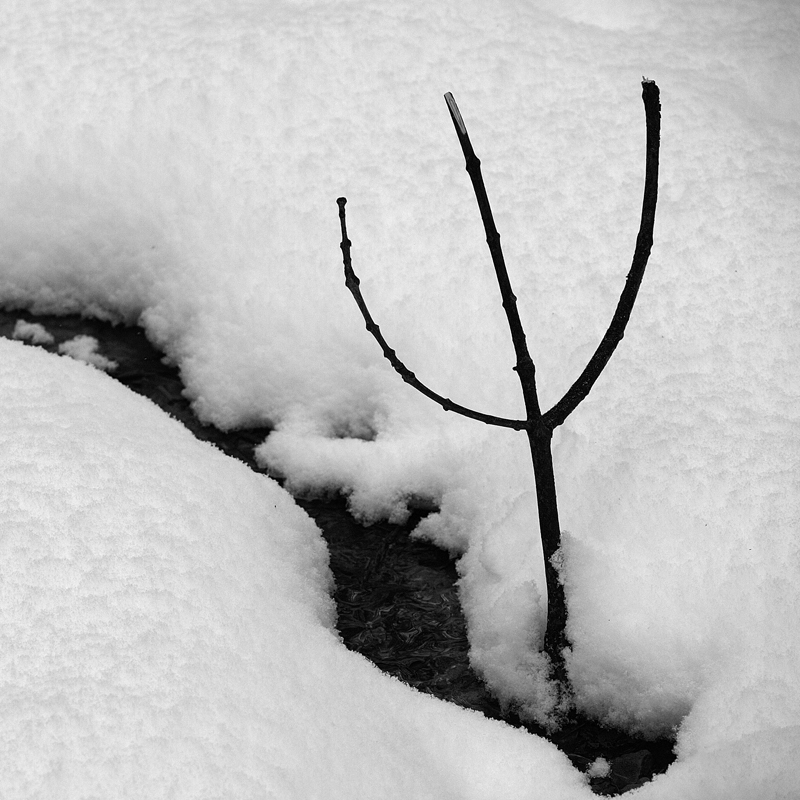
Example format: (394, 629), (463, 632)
(336, 197), (528, 431)
(543, 79), (661, 430)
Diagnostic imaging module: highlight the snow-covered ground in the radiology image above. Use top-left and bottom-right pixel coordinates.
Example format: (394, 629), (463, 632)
(0, 0), (798, 797)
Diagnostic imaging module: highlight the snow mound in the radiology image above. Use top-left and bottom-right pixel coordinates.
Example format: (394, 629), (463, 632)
(0, 338), (586, 799)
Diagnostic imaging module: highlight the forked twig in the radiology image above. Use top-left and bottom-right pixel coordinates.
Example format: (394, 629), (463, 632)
(336, 81), (661, 718)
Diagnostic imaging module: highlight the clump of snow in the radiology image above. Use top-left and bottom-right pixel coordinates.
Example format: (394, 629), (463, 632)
(587, 758), (611, 779)
(57, 334), (118, 371)
(12, 319), (54, 345)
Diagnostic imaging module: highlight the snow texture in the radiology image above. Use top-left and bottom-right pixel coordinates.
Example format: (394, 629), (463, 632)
(0, 0), (798, 796)
(0, 338), (588, 799)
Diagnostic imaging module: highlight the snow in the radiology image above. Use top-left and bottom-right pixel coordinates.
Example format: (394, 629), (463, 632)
(12, 321), (117, 369)
(588, 758), (611, 779)
(57, 334), (119, 371)
(0, 0), (798, 796)
(12, 319), (54, 345)
(0, 338), (587, 798)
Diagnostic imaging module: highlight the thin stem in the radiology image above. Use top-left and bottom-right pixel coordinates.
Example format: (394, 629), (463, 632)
(444, 92), (543, 425)
(443, 94), (568, 690)
(543, 80), (661, 429)
(336, 198), (528, 431)
(527, 427), (569, 689)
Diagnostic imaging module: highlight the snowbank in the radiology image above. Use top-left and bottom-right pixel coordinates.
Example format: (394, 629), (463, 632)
(0, 338), (588, 798)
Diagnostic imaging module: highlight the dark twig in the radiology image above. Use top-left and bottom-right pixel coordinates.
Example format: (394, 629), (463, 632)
(337, 197), (528, 431)
(443, 92), (568, 699)
(544, 80), (661, 429)
(336, 81), (661, 724)
(443, 93), (542, 425)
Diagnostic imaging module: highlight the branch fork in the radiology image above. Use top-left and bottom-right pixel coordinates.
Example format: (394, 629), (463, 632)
(337, 82), (661, 714)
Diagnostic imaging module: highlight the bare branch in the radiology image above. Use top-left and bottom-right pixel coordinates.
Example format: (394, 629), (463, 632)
(337, 83), (662, 707)
(444, 92), (543, 425)
(336, 197), (528, 430)
(543, 80), (661, 429)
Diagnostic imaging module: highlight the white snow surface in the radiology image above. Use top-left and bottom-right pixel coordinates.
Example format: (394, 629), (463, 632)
(0, 339), (587, 799)
(0, 0), (798, 796)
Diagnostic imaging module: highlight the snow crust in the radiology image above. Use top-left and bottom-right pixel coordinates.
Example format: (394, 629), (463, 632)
(0, 0), (798, 796)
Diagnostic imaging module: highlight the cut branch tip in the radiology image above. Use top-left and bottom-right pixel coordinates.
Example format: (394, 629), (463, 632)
(444, 92), (467, 136)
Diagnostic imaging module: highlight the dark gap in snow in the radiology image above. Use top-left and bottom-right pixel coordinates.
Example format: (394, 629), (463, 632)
(0, 307), (676, 795)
